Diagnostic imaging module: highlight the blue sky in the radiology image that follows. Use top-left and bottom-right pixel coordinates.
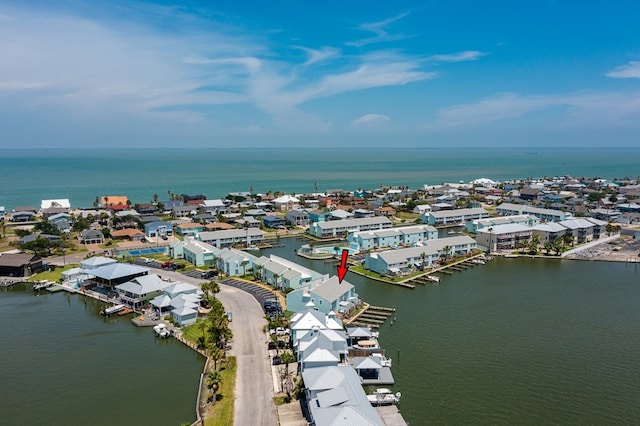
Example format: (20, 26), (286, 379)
(1, 0), (640, 148)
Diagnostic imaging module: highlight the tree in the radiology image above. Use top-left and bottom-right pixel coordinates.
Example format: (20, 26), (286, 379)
(280, 350), (295, 396)
(528, 235), (540, 255)
(543, 241), (554, 255)
(207, 369), (222, 402)
(241, 259), (249, 276)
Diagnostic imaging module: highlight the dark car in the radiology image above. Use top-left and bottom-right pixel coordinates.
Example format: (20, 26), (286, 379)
(268, 341), (277, 350)
(201, 270), (217, 279)
(272, 356), (282, 365)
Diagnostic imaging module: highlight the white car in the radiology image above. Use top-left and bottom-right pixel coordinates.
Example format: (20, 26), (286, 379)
(275, 327), (289, 336)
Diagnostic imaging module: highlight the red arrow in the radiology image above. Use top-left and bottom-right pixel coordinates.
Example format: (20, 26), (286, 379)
(337, 249), (349, 283)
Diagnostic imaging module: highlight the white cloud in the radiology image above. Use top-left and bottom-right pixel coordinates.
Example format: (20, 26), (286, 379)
(294, 46), (341, 66)
(428, 51), (487, 62)
(351, 113), (390, 126)
(606, 61), (640, 79)
(427, 91), (640, 129)
(346, 12), (413, 47)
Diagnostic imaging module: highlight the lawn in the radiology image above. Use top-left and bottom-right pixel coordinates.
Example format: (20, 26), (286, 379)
(204, 356), (236, 426)
(183, 320), (208, 345)
(26, 264), (80, 282)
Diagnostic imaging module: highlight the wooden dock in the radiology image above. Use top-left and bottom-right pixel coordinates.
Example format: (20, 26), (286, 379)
(348, 305), (396, 329)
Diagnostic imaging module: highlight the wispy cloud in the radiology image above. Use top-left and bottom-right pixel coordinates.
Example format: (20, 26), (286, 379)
(351, 113), (390, 127)
(606, 61), (640, 79)
(428, 50), (487, 62)
(346, 12), (413, 47)
(427, 91), (640, 128)
(294, 46), (341, 66)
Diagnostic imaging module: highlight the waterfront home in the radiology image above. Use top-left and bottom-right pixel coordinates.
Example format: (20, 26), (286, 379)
(530, 221), (567, 244)
(80, 229), (105, 245)
(200, 199), (226, 214)
(262, 215), (286, 229)
(345, 327), (378, 347)
(88, 263), (148, 288)
(143, 220), (173, 238)
(475, 224), (533, 252)
(116, 274), (170, 309)
(254, 254), (322, 290)
(421, 207), (489, 226)
(558, 218), (596, 244)
(347, 224), (438, 251)
(466, 214), (540, 233)
(217, 247), (257, 276)
(287, 276), (360, 315)
(290, 308), (344, 343)
(0, 253), (43, 277)
(40, 199), (71, 211)
(309, 217), (392, 239)
(81, 256), (117, 270)
(9, 211), (35, 222)
(285, 209), (310, 226)
(496, 202), (571, 222)
(20, 233), (61, 245)
(273, 195), (300, 210)
(169, 294), (200, 326)
(197, 228), (264, 248)
(172, 204), (198, 216)
(297, 328), (348, 365)
(301, 366), (383, 426)
(364, 235), (477, 275)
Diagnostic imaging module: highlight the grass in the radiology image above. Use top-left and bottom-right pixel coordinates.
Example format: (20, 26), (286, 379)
(395, 211), (420, 220)
(182, 320), (209, 345)
(205, 356), (236, 426)
(26, 264), (79, 282)
(273, 395), (288, 406)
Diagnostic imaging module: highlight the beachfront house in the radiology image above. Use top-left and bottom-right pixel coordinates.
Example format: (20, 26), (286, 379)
(273, 195), (300, 210)
(200, 199), (227, 215)
(287, 276), (360, 315)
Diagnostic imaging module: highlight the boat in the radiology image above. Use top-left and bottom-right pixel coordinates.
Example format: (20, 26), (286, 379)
(153, 323), (171, 338)
(426, 275), (440, 283)
(367, 388), (401, 406)
(33, 281), (53, 291)
(472, 259), (486, 265)
(370, 353), (392, 367)
(101, 304), (126, 316)
(245, 246), (261, 251)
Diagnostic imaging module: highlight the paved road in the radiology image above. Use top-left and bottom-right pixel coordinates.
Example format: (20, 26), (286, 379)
(157, 271), (278, 426)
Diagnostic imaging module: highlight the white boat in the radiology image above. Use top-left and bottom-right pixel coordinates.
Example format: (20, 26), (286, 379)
(102, 304), (125, 316)
(367, 388), (401, 406)
(370, 353), (392, 367)
(245, 245), (261, 251)
(472, 259), (486, 265)
(426, 275), (440, 283)
(153, 323), (171, 338)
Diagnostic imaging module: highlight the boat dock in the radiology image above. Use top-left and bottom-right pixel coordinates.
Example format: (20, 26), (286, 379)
(349, 305), (396, 329)
(376, 405), (408, 426)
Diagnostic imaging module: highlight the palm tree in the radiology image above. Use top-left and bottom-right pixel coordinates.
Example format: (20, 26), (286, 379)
(207, 369), (222, 401)
(255, 264), (263, 281)
(197, 319), (209, 342)
(273, 273), (281, 290)
(280, 350), (295, 396)
(209, 345), (225, 371)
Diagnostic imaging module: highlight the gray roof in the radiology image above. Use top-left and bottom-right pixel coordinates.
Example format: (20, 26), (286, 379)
(199, 228), (264, 241)
(312, 276), (354, 303)
(315, 217), (391, 230)
(116, 274), (168, 295)
(429, 207), (488, 218)
(91, 263), (148, 280)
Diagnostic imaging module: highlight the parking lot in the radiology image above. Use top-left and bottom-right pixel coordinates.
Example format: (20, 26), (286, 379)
(219, 278), (279, 313)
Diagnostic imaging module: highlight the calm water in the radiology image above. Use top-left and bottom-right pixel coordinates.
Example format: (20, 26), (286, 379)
(267, 238), (640, 425)
(0, 285), (204, 426)
(3, 147), (640, 210)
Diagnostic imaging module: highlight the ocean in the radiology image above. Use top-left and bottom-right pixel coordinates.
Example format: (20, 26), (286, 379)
(3, 147), (640, 210)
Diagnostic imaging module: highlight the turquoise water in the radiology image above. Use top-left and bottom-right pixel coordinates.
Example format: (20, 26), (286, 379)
(3, 147), (640, 210)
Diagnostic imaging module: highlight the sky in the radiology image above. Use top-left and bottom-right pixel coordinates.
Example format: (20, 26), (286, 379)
(1, 0), (640, 148)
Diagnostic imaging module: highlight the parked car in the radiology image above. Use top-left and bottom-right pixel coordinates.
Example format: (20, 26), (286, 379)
(161, 261), (175, 268)
(226, 311), (232, 322)
(268, 341), (277, 350)
(275, 327), (289, 336)
(272, 356), (282, 365)
(201, 270), (217, 279)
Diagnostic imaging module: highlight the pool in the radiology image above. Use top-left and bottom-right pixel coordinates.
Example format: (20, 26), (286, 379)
(314, 246), (358, 255)
(125, 247), (167, 256)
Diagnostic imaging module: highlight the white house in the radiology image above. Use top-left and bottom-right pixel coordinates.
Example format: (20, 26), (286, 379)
(287, 276), (360, 315)
(116, 274), (170, 309)
(347, 224), (437, 251)
(309, 217), (392, 238)
(273, 195), (300, 210)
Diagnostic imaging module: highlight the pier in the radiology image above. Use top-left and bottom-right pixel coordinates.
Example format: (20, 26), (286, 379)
(348, 305), (396, 329)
